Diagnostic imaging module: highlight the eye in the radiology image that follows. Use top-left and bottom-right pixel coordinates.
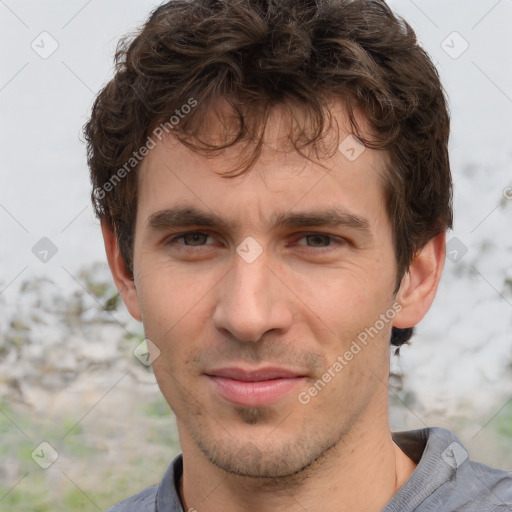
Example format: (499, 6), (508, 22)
(167, 231), (213, 247)
(299, 234), (332, 247)
(164, 231), (347, 252)
(294, 233), (346, 249)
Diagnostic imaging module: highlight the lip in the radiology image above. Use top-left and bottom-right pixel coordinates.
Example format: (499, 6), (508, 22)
(206, 367), (307, 407)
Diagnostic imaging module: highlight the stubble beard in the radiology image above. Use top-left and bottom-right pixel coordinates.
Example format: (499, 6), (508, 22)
(188, 403), (347, 486)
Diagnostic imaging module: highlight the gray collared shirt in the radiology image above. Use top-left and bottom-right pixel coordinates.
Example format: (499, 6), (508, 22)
(106, 427), (512, 511)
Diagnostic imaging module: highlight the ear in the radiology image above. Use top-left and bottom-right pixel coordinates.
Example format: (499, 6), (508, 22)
(101, 220), (142, 322)
(393, 231), (446, 329)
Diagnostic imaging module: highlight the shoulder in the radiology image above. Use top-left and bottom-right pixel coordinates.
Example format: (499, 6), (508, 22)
(104, 485), (158, 512)
(431, 426), (512, 503)
(104, 454), (184, 512)
(388, 427), (512, 512)
(462, 458), (512, 505)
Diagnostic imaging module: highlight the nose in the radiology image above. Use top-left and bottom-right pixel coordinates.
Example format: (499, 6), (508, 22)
(212, 249), (293, 343)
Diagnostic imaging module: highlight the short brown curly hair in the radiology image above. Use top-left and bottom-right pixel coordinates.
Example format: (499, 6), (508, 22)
(84, 0), (452, 347)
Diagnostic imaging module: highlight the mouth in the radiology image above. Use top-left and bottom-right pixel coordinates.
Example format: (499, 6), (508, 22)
(205, 367), (308, 407)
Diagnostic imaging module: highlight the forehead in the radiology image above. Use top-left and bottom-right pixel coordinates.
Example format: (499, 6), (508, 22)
(136, 103), (389, 232)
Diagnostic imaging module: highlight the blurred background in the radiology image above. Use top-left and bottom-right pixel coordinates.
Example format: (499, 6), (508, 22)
(0, 0), (511, 510)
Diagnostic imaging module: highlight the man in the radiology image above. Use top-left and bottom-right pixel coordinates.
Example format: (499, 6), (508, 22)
(84, 0), (512, 510)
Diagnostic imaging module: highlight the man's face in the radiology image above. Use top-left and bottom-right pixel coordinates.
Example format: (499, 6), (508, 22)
(130, 108), (400, 478)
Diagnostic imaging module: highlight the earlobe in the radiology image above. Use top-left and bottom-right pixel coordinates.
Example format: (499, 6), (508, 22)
(100, 220), (142, 322)
(393, 231), (446, 329)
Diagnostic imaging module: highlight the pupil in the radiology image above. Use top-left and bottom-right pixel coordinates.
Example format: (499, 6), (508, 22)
(309, 235), (327, 246)
(186, 233), (204, 245)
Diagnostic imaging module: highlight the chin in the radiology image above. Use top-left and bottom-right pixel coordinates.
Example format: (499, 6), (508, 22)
(192, 427), (341, 480)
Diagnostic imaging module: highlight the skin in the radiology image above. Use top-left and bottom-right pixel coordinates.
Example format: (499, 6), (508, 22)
(103, 104), (446, 511)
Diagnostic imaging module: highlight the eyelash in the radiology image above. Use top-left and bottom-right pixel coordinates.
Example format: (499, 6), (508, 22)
(165, 231), (346, 251)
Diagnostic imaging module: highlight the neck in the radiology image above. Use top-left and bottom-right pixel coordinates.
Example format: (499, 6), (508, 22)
(178, 410), (416, 512)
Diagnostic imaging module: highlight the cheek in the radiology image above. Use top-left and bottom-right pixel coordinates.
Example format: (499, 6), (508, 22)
(135, 264), (217, 365)
(137, 261), (210, 322)
(292, 263), (393, 340)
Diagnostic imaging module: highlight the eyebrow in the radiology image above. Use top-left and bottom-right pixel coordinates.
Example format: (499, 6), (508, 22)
(147, 206), (371, 235)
